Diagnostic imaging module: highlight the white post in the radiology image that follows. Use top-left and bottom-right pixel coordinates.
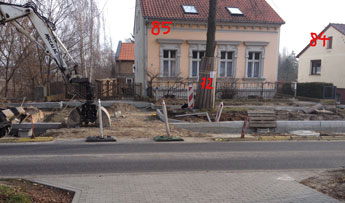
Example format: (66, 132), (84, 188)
(155, 87), (159, 102)
(216, 102), (224, 122)
(98, 99), (104, 138)
(162, 100), (171, 137)
(293, 82), (297, 99)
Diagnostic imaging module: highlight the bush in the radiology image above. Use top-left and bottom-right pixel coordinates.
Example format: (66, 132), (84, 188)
(297, 82), (333, 99)
(218, 80), (238, 99)
(279, 83), (294, 95)
(0, 185), (31, 203)
(220, 88), (238, 99)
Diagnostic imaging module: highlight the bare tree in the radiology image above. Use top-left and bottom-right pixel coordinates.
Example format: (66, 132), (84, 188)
(0, 18), (33, 97)
(0, 0), (114, 99)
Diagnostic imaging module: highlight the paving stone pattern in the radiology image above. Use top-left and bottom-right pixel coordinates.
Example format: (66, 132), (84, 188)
(36, 171), (340, 203)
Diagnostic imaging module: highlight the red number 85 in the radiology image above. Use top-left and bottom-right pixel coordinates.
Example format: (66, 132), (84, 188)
(152, 21), (172, 36)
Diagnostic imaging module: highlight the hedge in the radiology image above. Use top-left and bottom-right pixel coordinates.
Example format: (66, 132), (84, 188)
(297, 82), (333, 99)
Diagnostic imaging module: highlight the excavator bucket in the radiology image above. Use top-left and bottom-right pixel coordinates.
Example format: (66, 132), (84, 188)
(0, 107), (28, 138)
(67, 106), (111, 128)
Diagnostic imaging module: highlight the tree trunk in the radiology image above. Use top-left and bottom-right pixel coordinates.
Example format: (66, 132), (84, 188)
(195, 0), (218, 109)
(195, 57), (215, 109)
(4, 80), (8, 98)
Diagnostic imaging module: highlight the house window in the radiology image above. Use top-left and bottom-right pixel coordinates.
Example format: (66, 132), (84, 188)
(191, 51), (205, 77)
(247, 52), (261, 78)
(327, 36), (333, 49)
(163, 50), (177, 77)
(126, 78), (133, 85)
(311, 60), (321, 75)
(227, 7), (243, 15)
(158, 39), (182, 78)
(219, 51), (234, 77)
(182, 5), (198, 14)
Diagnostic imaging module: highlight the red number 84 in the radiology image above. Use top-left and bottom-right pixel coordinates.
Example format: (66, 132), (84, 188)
(152, 21), (173, 36)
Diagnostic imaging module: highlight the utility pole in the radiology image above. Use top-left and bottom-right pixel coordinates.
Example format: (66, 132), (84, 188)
(195, 0), (218, 109)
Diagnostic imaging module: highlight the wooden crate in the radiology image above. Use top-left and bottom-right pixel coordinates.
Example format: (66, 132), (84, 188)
(248, 110), (277, 129)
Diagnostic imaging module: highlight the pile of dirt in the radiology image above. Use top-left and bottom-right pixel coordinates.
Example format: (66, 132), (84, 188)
(155, 98), (186, 106)
(276, 110), (345, 121)
(172, 107), (345, 123)
(0, 98), (9, 104)
(301, 169), (345, 201)
(0, 179), (74, 203)
(170, 109), (248, 123)
(43, 108), (75, 124)
(25, 106), (45, 123)
(217, 111), (247, 121)
(107, 103), (137, 114)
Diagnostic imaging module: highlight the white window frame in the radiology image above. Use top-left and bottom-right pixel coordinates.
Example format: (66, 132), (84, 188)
(188, 41), (206, 78)
(246, 52), (262, 78)
(182, 5), (198, 14)
(217, 42), (239, 78)
(191, 51), (205, 78)
(219, 52), (234, 77)
(244, 42), (269, 79)
(157, 39), (183, 78)
(227, 7), (243, 15)
(162, 50), (177, 77)
(311, 60), (321, 75)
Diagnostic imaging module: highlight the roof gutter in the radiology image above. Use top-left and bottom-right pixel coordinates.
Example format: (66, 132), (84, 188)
(143, 16), (285, 25)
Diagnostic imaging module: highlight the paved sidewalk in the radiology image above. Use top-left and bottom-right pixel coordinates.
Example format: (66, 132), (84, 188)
(34, 171), (340, 203)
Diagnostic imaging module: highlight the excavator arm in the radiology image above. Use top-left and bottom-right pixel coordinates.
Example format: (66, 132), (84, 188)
(0, 2), (77, 78)
(0, 2), (110, 128)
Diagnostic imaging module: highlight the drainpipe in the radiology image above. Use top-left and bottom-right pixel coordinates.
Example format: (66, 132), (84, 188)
(144, 18), (149, 97)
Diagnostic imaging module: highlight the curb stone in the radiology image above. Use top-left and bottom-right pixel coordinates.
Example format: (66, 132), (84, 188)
(213, 136), (345, 142)
(30, 179), (82, 203)
(0, 137), (54, 143)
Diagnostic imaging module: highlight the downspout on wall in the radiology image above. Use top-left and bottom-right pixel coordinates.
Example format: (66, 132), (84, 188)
(143, 18), (148, 96)
(276, 26), (281, 82)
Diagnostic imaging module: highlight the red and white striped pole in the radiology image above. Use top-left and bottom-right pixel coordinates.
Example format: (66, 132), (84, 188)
(188, 84), (194, 109)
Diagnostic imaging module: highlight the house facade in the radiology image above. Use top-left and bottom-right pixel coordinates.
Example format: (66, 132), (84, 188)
(297, 23), (345, 103)
(134, 0), (284, 96)
(114, 41), (135, 85)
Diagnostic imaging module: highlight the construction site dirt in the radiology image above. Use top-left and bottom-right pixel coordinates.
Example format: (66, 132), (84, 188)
(42, 103), (211, 141)
(169, 108), (345, 123)
(301, 169), (345, 202)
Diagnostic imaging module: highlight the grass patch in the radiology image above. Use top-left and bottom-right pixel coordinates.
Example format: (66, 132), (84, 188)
(0, 185), (31, 203)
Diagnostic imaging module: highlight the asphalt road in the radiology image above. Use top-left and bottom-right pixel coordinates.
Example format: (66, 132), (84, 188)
(0, 141), (344, 176)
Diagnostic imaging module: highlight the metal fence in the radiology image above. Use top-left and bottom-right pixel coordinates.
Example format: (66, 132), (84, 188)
(149, 81), (284, 99)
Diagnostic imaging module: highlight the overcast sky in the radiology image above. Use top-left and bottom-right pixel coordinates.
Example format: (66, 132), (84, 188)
(100, 0), (345, 54)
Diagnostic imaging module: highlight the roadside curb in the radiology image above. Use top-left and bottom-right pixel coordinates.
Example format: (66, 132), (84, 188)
(30, 179), (82, 203)
(214, 136), (345, 142)
(0, 137), (54, 143)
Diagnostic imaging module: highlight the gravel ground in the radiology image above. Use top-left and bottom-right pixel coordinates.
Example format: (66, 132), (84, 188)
(301, 169), (345, 202)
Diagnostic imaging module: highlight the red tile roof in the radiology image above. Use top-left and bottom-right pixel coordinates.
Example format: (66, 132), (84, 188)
(140, 0), (284, 25)
(118, 43), (134, 61)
